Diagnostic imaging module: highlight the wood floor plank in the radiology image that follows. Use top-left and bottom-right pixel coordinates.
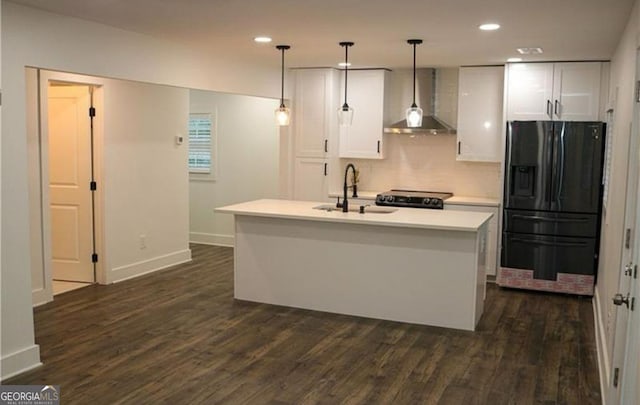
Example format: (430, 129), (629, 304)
(5, 244), (601, 404)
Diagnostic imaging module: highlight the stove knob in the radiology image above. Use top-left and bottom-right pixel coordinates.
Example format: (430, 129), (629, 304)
(376, 195), (384, 203)
(423, 198), (431, 205)
(431, 199), (441, 207)
(385, 195), (394, 203)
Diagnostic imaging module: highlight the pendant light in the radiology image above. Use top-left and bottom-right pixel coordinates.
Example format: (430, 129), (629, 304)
(338, 41), (354, 126)
(406, 39), (423, 128)
(275, 45), (291, 126)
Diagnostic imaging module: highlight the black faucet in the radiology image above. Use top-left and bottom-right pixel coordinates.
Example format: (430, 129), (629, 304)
(341, 163), (358, 212)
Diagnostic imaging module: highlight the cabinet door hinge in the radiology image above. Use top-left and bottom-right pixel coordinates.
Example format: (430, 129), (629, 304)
(613, 367), (620, 387)
(632, 297), (636, 311)
(89, 106), (96, 117)
(636, 81), (640, 103)
(90, 181), (97, 191)
(92, 253), (98, 263)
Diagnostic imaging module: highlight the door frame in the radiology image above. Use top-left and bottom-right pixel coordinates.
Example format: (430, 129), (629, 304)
(619, 49), (640, 405)
(33, 70), (105, 305)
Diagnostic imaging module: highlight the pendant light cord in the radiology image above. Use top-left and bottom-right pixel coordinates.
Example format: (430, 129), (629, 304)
(276, 45), (290, 109)
(411, 43), (417, 108)
(280, 47), (285, 108)
(339, 42), (354, 109)
(344, 44), (349, 108)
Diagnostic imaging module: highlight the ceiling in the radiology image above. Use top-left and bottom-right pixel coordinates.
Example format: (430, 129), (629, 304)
(9, 0), (635, 70)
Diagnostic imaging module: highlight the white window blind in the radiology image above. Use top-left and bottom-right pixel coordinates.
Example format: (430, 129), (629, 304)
(188, 114), (212, 174)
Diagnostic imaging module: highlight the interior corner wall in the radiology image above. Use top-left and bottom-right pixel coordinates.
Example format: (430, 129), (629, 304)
(1, 2), (279, 380)
(188, 90), (280, 246)
(595, 0), (640, 398)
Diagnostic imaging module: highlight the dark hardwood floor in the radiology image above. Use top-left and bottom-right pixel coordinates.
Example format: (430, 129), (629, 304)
(6, 244), (601, 404)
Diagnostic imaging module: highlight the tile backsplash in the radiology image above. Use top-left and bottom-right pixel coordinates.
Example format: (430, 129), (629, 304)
(342, 134), (502, 198)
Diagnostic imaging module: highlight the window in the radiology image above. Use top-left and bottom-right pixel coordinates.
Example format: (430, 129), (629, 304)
(188, 113), (215, 180)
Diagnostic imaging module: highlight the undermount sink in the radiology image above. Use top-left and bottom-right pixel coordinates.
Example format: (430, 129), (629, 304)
(312, 204), (397, 214)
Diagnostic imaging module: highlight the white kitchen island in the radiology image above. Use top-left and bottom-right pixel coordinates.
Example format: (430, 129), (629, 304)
(216, 199), (492, 331)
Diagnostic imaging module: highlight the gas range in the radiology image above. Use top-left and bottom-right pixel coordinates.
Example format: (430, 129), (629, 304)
(375, 189), (453, 209)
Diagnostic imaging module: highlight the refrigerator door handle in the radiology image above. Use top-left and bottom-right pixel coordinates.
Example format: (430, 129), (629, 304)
(510, 237), (589, 247)
(512, 214), (590, 223)
(552, 125), (566, 206)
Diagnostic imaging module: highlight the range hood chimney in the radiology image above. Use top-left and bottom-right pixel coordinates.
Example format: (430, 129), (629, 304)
(384, 68), (457, 135)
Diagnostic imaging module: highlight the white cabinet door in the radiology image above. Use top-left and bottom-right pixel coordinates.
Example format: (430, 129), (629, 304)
(507, 62), (602, 122)
(339, 70), (387, 159)
(506, 63), (554, 121)
(456, 66), (504, 162)
(294, 69), (338, 158)
(552, 62), (601, 121)
(445, 204), (499, 276)
(294, 157), (329, 202)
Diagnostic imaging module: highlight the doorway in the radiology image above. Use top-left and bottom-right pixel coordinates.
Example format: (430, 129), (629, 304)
(46, 82), (97, 294)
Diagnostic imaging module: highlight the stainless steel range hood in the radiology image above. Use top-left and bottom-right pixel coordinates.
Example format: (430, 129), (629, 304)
(384, 68), (457, 135)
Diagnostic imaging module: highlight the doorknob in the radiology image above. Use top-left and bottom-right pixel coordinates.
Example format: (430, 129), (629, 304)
(613, 293), (630, 308)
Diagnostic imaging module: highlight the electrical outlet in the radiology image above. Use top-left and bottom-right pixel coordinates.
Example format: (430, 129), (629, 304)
(139, 234), (147, 249)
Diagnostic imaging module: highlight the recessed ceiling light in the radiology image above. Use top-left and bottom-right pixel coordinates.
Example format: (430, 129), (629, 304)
(517, 47), (543, 55)
(479, 23), (500, 31)
(338, 62), (352, 67)
(254, 36), (272, 43)
(507, 57), (523, 62)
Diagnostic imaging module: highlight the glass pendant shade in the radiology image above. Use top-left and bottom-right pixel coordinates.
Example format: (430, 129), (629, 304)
(275, 105), (291, 126)
(338, 104), (354, 126)
(406, 104), (423, 127)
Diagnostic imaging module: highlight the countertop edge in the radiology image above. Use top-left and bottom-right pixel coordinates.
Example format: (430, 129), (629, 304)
(216, 199), (493, 232)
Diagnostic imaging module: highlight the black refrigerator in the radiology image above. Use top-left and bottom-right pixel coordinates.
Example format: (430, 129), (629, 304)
(499, 121), (605, 296)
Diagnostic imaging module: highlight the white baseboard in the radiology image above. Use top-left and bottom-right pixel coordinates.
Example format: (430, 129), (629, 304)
(32, 287), (53, 307)
(110, 249), (192, 283)
(1, 345), (42, 381)
(189, 232), (234, 247)
(593, 288), (610, 405)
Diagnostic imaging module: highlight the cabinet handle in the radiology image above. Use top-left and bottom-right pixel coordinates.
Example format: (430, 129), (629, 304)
(554, 100), (560, 117)
(324, 163), (327, 176)
(324, 139), (328, 153)
(457, 141), (461, 155)
(546, 100), (552, 118)
(377, 140), (381, 154)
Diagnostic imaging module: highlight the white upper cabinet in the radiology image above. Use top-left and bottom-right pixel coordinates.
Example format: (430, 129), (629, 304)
(552, 62), (602, 121)
(294, 69), (339, 158)
(506, 63), (554, 121)
(456, 66), (505, 162)
(339, 69), (388, 159)
(506, 62), (602, 121)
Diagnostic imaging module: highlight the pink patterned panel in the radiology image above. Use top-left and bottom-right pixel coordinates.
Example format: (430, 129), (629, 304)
(497, 267), (594, 296)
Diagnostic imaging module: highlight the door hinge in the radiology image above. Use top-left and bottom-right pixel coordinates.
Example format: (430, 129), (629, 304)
(89, 107), (96, 117)
(90, 181), (97, 191)
(92, 253), (98, 263)
(636, 81), (640, 103)
(632, 297), (636, 311)
(613, 367), (620, 387)
(625, 228), (631, 249)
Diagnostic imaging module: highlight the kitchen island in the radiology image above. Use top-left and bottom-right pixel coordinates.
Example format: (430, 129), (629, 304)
(216, 199), (492, 331)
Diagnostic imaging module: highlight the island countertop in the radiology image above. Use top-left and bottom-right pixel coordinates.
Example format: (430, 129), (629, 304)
(216, 199), (492, 232)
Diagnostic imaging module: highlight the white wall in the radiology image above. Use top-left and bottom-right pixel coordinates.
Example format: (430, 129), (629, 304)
(1, 2), (280, 380)
(189, 90), (280, 246)
(595, 0), (640, 402)
(343, 136), (502, 198)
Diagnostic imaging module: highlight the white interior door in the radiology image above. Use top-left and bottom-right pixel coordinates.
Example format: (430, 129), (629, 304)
(611, 51), (640, 405)
(48, 84), (94, 282)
